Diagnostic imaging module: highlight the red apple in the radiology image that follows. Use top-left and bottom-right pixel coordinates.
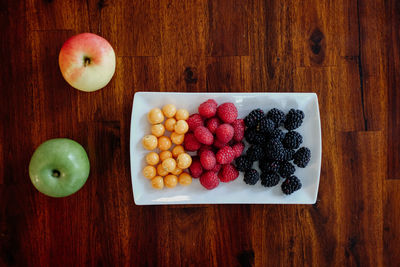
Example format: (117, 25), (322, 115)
(59, 33), (116, 92)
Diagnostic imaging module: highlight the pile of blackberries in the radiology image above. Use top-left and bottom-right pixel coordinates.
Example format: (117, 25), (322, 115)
(236, 108), (311, 195)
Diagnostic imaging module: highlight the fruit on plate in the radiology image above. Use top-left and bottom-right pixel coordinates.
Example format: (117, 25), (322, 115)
(170, 167), (183, 175)
(145, 152), (160, 165)
(151, 176), (164, 189)
(159, 150), (172, 161)
(185, 99), (242, 190)
(238, 108), (311, 195)
(58, 33), (116, 92)
(170, 132), (184, 145)
(151, 124), (165, 137)
(148, 108), (164, 124)
(178, 173), (192, 186)
(162, 158), (177, 172)
(142, 105), (192, 189)
(174, 120), (189, 134)
(162, 104), (177, 118)
(157, 164), (169, 176)
(165, 118), (177, 131)
(175, 109), (189, 120)
(158, 136), (172, 151)
(200, 171), (219, 190)
(164, 174), (178, 188)
(142, 135), (158, 150)
(143, 166), (157, 179)
(176, 153), (192, 169)
(29, 138), (90, 198)
(172, 145), (185, 158)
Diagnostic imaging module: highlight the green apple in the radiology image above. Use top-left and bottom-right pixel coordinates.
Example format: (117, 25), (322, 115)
(29, 138), (90, 197)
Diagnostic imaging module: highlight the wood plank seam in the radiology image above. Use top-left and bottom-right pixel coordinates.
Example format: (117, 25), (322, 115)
(356, 0), (368, 131)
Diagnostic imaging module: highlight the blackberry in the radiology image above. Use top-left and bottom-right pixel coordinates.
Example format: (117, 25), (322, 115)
(267, 108), (285, 127)
(246, 145), (265, 161)
(264, 139), (285, 161)
(293, 147), (311, 168)
(259, 159), (280, 173)
(279, 161), (296, 177)
(261, 172), (280, 187)
(268, 128), (285, 141)
(283, 149), (295, 161)
(245, 129), (267, 145)
(235, 155), (253, 172)
(282, 131), (303, 149)
(281, 176), (302, 195)
(244, 109), (264, 128)
(244, 169), (260, 185)
(284, 109), (304, 130)
(257, 118), (275, 133)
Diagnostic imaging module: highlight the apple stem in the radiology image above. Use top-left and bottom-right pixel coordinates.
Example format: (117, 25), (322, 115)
(52, 170), (60, 178)
(83, 56), (91, 67)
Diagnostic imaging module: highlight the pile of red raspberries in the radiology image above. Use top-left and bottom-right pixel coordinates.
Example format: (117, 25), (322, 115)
(184, 99), (244, 190)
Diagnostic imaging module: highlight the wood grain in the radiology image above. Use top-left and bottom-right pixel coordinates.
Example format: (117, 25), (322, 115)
(249, 0), (295, 92)
(208, 0), (249, 56)
(386, 0), (400, 179)
(159, 0), (208, 91)
(384, 180), (400, 265)
(335, 132), (384, 267)
(0, 0), (398, 266)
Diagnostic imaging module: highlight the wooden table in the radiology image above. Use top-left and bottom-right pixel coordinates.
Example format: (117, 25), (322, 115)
(1, 0), (398, 266)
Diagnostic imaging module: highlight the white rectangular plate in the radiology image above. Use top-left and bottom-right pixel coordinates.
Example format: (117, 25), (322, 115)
(130, 92), (321, 205)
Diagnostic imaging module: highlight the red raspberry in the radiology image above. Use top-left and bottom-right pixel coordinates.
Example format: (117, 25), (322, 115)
(198, 145), (213, 157)
(232, 142), (245, 158)
(184, 132), (201, 151)
(200, 150), (216, 170)
(211, 163), (221, 173)
(194, 126), (214, 145)
(218, 164), (239, 182)
(216, 146), (235, 164)
(215, 124), (234, 144)
(206, 99), (218, 107)
(198, 100), (217, 118)
(213, 138), (227, 149)
(189, 157), (203, 178)
(200, 171), (219, 190)
(205, 117), (221, 134)
(187, 113), (204, 131)
(217, 103), (238, 123)
(232, 119), (245, 142)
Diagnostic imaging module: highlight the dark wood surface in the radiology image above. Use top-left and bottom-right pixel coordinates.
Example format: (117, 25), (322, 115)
(0, 0), (398, 266)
